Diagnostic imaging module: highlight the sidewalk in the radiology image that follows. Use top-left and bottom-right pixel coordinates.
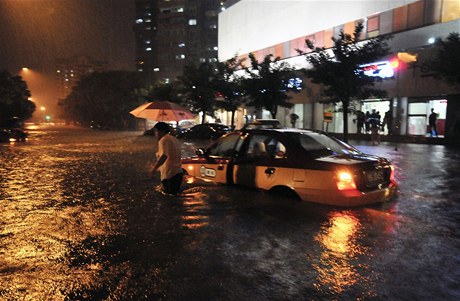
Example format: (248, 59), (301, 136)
(331, 133), (460, 147)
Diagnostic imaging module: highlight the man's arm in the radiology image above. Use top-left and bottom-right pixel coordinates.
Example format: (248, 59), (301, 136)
(152, 154), (168, 173)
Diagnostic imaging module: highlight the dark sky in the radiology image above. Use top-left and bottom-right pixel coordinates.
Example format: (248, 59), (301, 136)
(0, 0), (135, 112)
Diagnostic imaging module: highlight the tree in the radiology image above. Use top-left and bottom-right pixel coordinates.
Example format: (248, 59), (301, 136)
(0, 71), (35, 127)
(62, 71), (144, 129)
(136, 80), (182, 104)
(178, 62), (216, 124)
(243, 53), (300, 119)
(431, 32), (460, 88)
(299, 22), (391, 142)
(214, 56), (246, 129)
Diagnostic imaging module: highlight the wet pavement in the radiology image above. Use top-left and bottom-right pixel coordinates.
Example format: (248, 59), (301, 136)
(1, 125), (459, 301)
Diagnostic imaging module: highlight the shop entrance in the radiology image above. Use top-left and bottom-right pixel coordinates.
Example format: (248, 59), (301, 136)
(408, 99), (447, 136)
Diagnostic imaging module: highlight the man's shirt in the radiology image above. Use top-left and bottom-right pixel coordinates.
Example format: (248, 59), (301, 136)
(157, 134), (182, 180)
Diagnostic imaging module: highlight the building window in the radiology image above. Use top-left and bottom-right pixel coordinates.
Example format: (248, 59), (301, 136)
(176, 54), (185, 60)
(188, 19), (197, 26)
(135, 19), (143, 24)
(178, 43), (185, 48)
(146, 47), (152, 51)
(367, 15), (379, 32)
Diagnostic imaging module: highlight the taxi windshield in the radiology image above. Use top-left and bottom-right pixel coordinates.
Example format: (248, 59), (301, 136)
(292, 132), (362, 157)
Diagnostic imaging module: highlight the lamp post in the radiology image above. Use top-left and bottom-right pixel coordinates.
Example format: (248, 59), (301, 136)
(40, 106), (46, 123)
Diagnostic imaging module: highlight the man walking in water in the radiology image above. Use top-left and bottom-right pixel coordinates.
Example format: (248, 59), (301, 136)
(429, 108), (438, 137)
(151, 122), (183, 195)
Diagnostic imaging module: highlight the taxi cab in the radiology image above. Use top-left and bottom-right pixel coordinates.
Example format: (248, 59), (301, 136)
(181, 129), (397, 207)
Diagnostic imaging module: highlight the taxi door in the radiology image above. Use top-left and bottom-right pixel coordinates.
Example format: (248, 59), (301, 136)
(194, 133), (243, 184)
(233, 134), (286, 190)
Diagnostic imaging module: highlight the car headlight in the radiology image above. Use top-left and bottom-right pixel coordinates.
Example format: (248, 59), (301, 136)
(336, 170), (357, 190)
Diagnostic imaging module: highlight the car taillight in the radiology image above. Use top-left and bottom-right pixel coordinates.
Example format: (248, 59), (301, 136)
(336, 170), (357, 190)
(390, 165), (395, 182)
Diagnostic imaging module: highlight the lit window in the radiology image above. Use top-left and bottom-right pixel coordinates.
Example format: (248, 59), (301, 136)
(165, 78), (170, 84)
(177, 7), (184, 13)
(145, 18), (152, 23)
(178, 43), (185, 48)
(145, 40), (151, 44)
(200, 58), (206, 63)
(138, 68), (144, 72)
(209, 58), (217, 63)
(213, 46), (218, 51)
(146, 47), (152, 51)
(135, 18), (143, 24)
(154, 68), (160, 72)
(188, 19), (197, 26)
(175, 54), (186, 60)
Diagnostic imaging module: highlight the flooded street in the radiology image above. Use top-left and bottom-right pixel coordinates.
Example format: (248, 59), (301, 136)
(1, 125), (459, 300)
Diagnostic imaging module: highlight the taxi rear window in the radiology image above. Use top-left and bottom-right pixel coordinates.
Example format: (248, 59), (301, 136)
(292, 132), (361, 156)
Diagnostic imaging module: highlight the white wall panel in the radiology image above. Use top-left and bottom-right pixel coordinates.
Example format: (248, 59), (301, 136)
(218, 0), (419, 60)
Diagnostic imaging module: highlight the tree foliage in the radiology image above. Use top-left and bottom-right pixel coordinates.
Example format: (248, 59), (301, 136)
(300, 22), (391, 142)
(62, 71), (144, 129)
(0, 71), (35, 127)
(214, 56), (246, 129)
(136, 81), (182, 104)
(431, 32), (460, 88)
(178, 62), (217, 124)
(244, 53), (299, 119)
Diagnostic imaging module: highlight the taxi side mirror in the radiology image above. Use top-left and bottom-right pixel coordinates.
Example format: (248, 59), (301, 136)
(275, 151), (286, 158)
(195, 148), (206, 156)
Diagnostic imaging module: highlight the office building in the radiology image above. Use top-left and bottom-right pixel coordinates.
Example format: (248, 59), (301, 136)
(218, 0), (460, 138)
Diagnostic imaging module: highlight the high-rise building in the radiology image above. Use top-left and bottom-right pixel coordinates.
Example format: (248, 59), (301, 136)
(133, 0), (226, 82)
(55, 56), (108, 101)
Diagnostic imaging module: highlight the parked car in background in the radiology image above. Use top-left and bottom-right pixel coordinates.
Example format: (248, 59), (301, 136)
(177, 123), (231, 140)
(242, 119), (282, 130)
(143, 120), (197, 137)
(0, 128), (27, 143)
(181, 128), (397, 207)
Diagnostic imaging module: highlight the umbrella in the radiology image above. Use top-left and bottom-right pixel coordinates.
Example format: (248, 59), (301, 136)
(130, 101), (195, 122)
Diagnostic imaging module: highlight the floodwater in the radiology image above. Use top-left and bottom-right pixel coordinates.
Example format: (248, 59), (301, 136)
(1, 125), (459, 301)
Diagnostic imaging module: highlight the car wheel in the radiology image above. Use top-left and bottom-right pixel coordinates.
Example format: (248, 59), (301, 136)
(268, 186), (301, 201)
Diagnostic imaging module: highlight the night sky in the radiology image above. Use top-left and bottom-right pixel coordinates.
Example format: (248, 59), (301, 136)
(0, 0), (136, 113)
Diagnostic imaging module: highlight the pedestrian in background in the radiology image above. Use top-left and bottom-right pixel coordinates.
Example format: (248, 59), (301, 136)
(369, 109), (381, 145)
(382, 109), (393, 135)
(355, 110), (365, 134)
(365, 111), (371, 133)
(429, 108), (438, 137)
(151, 122), (184, 195)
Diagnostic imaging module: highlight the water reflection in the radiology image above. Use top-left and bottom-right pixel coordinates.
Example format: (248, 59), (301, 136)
(313, 211), (373, 295)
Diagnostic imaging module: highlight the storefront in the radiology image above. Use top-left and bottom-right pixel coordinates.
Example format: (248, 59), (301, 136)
(407, 98), (447, 136)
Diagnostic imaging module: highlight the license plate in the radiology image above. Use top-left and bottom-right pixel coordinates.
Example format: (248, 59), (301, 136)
(365, 170), (384, 186)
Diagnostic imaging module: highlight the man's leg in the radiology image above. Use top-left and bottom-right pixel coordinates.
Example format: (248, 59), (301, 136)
(161, 173), (183, 195)
(169, 173), (183, 194)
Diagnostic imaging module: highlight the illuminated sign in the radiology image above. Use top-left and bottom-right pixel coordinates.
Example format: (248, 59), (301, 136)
(356, 60), (398, 79)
